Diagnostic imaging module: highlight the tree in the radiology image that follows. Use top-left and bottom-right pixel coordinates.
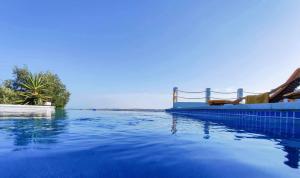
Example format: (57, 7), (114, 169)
(42, 72), (70, 108)
(5, 66), (31, 91)
(17, 73), (50, 105)
(0, 86), (19, 104)
(0, 66), (70, 108)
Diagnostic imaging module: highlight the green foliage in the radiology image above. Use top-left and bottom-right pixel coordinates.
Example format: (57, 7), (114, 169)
(42, 72), (70, 108)
(0, 66), (70, 108)
(4, 66), (31, 91)
(0, 86), (19, 104)
(17, 73), (50, 105)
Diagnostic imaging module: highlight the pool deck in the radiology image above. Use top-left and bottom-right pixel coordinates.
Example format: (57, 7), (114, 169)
(0, 104), (55, 118)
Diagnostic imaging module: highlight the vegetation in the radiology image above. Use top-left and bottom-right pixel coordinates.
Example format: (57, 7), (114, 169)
(0, 66), (70, 108)
(0, 86), (19, 104)
(17, 73), (49, 105)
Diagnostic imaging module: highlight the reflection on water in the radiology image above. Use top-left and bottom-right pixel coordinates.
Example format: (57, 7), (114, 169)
(1, 110), (68, 148)
(284, 146), (300, 169)
(203, 121), (210, 139)
(170, 112), (300, 169)
(171, 117), (177, 135)
(0, 110), (300, 178)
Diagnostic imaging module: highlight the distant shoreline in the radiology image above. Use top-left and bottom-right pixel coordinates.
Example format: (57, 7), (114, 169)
(66, 108), (165, 112)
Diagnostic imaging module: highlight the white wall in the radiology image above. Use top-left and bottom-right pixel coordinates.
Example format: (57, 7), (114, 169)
(0, 104), (55, 118)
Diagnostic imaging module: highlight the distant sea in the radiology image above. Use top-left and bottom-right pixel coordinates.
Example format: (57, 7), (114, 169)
(67, 108), (165, 112)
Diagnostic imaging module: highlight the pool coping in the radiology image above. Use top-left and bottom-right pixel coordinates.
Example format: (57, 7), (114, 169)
(0, 104), (55, 118)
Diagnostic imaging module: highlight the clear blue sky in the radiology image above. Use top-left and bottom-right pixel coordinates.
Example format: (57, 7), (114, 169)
(1, 0), (300, 109)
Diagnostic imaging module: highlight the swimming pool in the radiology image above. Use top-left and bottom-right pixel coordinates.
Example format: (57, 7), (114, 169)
(0, 110), (299, 178)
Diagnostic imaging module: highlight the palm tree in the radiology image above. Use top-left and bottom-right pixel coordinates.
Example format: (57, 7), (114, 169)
(17, 73), (50, 105)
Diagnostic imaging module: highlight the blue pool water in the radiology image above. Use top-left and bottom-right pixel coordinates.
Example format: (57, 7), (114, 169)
(0, 110), (299, 178)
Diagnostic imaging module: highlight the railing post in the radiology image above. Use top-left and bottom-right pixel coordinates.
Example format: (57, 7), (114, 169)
(173, 87), (178, 107)
(206, 88), (211, 103)
(237, 88), (243, 100)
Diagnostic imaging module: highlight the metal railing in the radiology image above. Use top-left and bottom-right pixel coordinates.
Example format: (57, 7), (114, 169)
(173, 87), (263, 105)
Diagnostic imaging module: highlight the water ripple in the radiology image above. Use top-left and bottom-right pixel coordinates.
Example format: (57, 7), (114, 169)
(0, 110), (299, 178)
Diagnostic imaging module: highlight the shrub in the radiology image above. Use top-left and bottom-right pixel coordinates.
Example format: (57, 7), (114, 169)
(0, 86), (19, 104)
(0, 66), (70, 108)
